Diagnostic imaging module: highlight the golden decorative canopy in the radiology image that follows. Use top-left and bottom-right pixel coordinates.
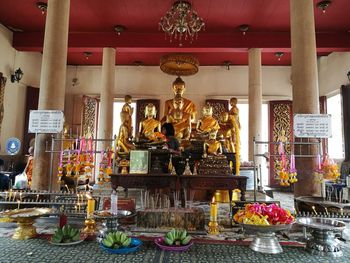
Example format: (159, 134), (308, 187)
(160, 54), (199, 76)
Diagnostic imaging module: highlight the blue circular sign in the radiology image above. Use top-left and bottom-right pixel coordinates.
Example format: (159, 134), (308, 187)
(6, 137), (21, 155)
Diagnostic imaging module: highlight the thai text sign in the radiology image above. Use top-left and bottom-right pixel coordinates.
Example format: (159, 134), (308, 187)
(293, 114), (331, 138)
(29, 110), (64, 133)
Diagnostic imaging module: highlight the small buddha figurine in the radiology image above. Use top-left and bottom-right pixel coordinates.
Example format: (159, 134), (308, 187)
(139, 103), (161, 140)
(163, 76), (196, 121)
(196, 104), (220, 135)
(218, 112), (235, 153)
(166, 95), (191, 140)
(121, 95), (133, 136)
(117, 111), (136, 153)
(203, 130), (222, 158)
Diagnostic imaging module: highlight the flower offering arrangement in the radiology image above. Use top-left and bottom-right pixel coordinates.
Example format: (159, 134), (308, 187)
(233, 203), (294, 226)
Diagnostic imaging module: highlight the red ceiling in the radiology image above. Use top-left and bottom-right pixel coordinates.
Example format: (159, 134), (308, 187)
(0, 0), (349, 66)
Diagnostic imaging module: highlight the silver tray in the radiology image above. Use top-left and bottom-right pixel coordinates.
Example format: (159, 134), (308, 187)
(241, 223), (293, 233)
(93, 210), (134, 220)
(297, 217), (346, 231)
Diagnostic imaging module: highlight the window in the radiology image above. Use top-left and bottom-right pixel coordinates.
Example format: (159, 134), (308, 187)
(113, 101), (136, 138)
(327, 94), (344, 159)
(237, 103), (269, 162)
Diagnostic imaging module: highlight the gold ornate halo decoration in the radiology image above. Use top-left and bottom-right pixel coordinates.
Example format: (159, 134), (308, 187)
(160, 54), (199, 76)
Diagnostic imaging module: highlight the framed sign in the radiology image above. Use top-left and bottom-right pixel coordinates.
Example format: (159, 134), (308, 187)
(293, 114), (332, 138)
(28, 110), (64, 133)
(129, 150), (149, 174)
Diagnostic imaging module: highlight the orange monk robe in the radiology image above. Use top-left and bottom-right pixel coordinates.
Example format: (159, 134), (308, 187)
(164, 97), (196, 120)
(198, 116), (220, 133)
(140, 118), (161, 138)
(206, 140), (222, 155)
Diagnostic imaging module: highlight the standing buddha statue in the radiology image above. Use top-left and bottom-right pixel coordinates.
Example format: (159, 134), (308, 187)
(218, 111), (235, 153)
(117, 111), (135, 153)
(121, 95), (133, 136)
(163, 77), (196, 122)
(139, 103), (161, 141)
(228, 97), (241, 175)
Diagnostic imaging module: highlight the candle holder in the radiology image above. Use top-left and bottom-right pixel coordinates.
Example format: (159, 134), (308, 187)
(82, 218), (96, 238)
(208, 220), (219, 235)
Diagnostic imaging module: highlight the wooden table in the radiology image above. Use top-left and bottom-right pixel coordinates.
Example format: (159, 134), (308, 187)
(110, 174), (248, 207)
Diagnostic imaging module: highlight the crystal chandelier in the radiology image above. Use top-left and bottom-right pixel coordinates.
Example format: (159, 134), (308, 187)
(159, 1), (205, 46)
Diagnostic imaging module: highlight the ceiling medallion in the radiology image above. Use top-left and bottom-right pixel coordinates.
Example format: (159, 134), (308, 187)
(160, 54), (199, 76)
(316, 0), (331, 13)
(159, 1), (205, 46)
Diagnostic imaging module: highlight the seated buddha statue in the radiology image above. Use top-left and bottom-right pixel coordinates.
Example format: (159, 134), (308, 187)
(203, 130), (222, 158)
(163, 76), (196, 122)
(196, 104), (220, 135)
(121, 95), (133, 136)
(165, 95), (191, 140)
(218, 111), (235, 153)
(117, 111), (135, 154)
(138, 103), (161, 141)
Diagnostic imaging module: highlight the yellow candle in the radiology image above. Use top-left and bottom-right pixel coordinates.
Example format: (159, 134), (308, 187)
(9, 190), (12, 201)
(5, 191), (8, 201)
(17, 200), (20, 210)
(210, 196), (218, 222)
(87, 198), (95, 215)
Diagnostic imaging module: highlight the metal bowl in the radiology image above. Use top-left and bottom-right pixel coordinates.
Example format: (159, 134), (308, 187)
(241, 223), (293, 233)
(297, 217), (346, 231)
(93, 210), (133, 220)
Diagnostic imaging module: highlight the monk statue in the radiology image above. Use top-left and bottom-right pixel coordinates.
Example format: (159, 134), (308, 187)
(163, 76), (196, 122)
(196, 104), (220, 135)
(218, 111), (235, 153)
(121, 95), (133, 136)
(203, 130), (222, 158)
(117, 111), (136, 153)
(228, 97), (241, 129)
(165, 95), (191, 140)
(228, 97), (241, 175)
(139, 103), (161, 141)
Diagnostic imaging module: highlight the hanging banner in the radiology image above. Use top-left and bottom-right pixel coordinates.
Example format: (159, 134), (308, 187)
(28, 110), (64, 133)
(293, 114), (332, 138)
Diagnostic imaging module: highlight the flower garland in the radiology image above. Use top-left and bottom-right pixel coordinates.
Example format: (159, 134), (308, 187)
(314, 154), (340, 182)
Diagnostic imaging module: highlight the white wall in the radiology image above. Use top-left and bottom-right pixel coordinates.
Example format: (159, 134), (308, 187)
(318, 52), (350, 96)
(65, 65), (293, 121)
(0, 24), (42, 154)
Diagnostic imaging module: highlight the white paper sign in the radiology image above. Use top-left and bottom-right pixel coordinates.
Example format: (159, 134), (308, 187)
(29, 110), (64, 133)
(293, 114), (332, 138)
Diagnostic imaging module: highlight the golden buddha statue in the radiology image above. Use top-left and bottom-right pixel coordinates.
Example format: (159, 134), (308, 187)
(196, 104), (220, 135)
(203, 131), (222, 157)
(218, 112), (235, 153)
(228, 97), (241, 175)
(139, 103), (161, 140)
(166, 95), (191, 140)
(117, 111), (135, 153)
(121, 95), (133, 136)
(228, 97), (241, 129)
(163, 77), (196, 121)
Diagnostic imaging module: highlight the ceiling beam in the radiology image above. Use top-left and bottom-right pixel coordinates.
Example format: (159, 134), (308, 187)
(13, 32), (350, 52)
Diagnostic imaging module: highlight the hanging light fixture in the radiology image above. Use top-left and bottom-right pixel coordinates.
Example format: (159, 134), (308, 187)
(11, 68), (23, 83)
(275, 52), (284, 61)
(114, 25), (126, 36)
(317, 0), (331, 13)
(36, 2), (47, 15)
(238, 24), (250, 35)
(159, 1), (205, 46)
(83, 52), (92, 60)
